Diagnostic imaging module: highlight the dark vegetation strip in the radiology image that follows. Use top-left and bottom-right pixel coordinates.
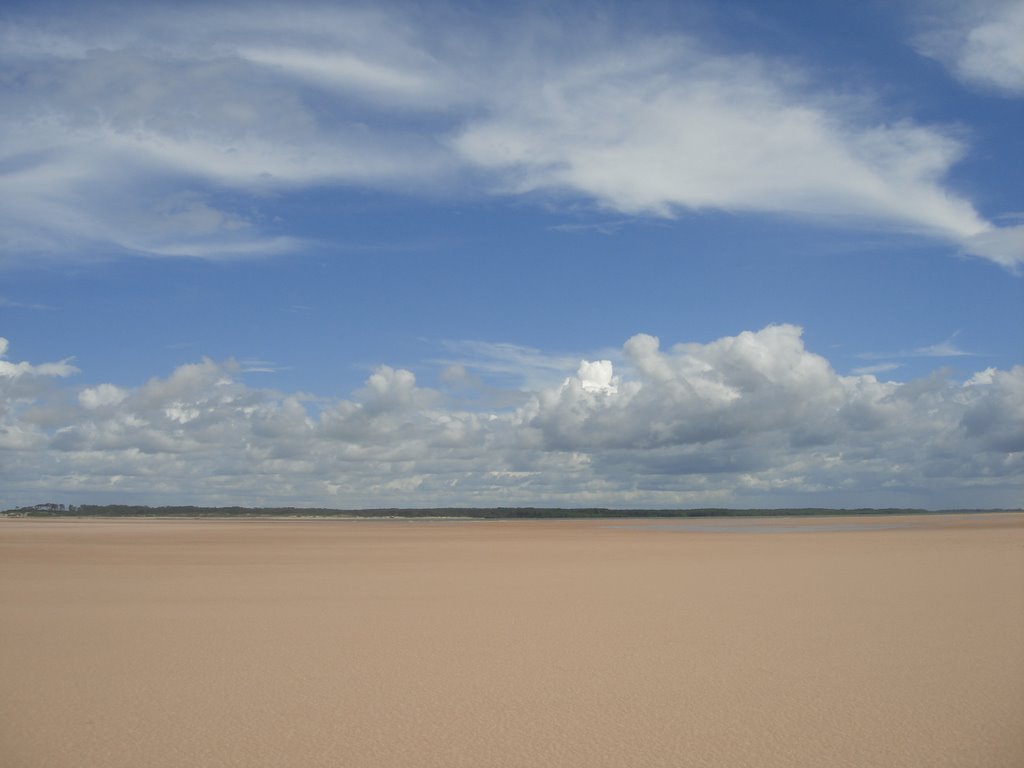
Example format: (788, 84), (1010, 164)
(3, 504), (1017, 518)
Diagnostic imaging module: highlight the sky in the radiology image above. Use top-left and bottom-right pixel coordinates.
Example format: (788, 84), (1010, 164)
(1, 0), (1022, 510)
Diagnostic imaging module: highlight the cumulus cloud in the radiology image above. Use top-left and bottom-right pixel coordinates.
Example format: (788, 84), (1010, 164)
(575, 360), (618, 395)
(960, 365), (1024, 452)
(78, 384), (128, 410)
(0, 337), (78, 379)
(0, 3), (1020, 267)
(528, 326), (846, 452)
(2, 328), (1021, 509)
(0, 339), (79, 453)
(914, 0), (1024, 95)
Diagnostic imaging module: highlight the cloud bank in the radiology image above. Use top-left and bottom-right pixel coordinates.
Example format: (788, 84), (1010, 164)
(1, 3), (1021, 267)
(2, 328), (1021, 509)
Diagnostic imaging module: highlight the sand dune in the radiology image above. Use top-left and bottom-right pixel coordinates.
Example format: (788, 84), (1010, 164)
(2, 514), (1022, 767)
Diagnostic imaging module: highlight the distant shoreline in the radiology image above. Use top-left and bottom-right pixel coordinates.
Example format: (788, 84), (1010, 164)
(3, 505), (1021, 520)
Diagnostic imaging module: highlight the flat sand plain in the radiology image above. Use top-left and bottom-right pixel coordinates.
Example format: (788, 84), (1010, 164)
(2, 514), (1022, 768)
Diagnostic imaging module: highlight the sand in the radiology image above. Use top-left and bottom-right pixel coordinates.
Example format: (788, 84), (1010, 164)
(2, 513), (1022, 767)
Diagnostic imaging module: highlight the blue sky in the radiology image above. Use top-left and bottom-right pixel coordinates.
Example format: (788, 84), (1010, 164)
(1, 0), (1022, 509)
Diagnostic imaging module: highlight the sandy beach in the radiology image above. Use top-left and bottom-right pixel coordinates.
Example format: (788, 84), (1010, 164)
(2, 513), (1022, 767)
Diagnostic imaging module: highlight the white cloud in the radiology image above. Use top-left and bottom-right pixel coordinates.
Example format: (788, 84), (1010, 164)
(959, 365), (1024, 452)
(2, 328), (1022, 509)
(0, 337), (78, 379)
(575, 360), (618, 395)
(961, 224), (1024, 271)
(236, 47), (449, 106)
(452, 42), (991, 246)
(0, 10), (455, 261)
(914, 0), (1024, 95)
(528, 326), (846, 452)
(0, 3), (1020, 267)
(78, 384), (128, 410)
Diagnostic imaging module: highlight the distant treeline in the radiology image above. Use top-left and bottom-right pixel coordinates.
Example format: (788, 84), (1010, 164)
(3, 504), (1013, 519)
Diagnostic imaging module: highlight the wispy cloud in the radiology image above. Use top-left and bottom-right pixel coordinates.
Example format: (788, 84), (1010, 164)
(911, 340), (976, 358)
(852, 362), (903, 376)
(0, 297), (55, 311)
(913, 0), (1024, 96)
(859, 332), (977, 361)
(0, 3), (1020, 267)
(239, 359), (288, 374)
(451, 36), (997, 254)
(435, 339), (587, 391)
(547, 219), (635, 235)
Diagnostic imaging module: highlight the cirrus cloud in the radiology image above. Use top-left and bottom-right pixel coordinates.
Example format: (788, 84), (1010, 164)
(0, 3), (1021, 267)
(914, 0), (1024, 96)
